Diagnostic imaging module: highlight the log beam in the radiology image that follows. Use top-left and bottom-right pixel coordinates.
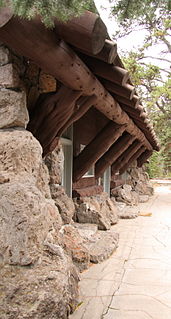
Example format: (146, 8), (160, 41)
(81, 56), (130, 85)
(111, 140), (143, 175)
(73, 122), (127, 182)
(28, 86), (82, 155)
(58, 94), (97, 136)
(76, 39), (117, 64)
(137, 150), (153, 167)
(0, 16), (155, 151)
(54, 11), (107, 55)
(95, 133), (135, 178)
(119, 146), (146, 174)
(100, 79), (135, 100)
(113, 94), (140, 108)
(94, 39), (117, 64)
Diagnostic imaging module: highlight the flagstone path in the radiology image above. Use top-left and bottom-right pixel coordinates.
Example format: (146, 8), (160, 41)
(70, 181), (171, 319)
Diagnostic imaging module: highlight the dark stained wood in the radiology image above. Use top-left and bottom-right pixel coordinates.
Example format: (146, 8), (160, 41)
(54, 11), (107, 55)
(137, 150), (153, 167)
(100, 79), (135, 100)
(43, 137), (59, 156)
(73, 177), (96, 189)
(73, 185), (103, 198)
(73, 107), (109, 149)
(119, 146), (146, 174)
(77, 39), (117, 64)
(81, 56), (130, 85)
(120, 104), (143, 119)
(58, 94), (97, 136)
(132, 118), (159, 152)
(112, 94), (139, 108)
(111, 140), (142, 175)
(110, 179), (124, 188)
(95, 39), (117, 64)
(95, 133), (135, 178)
(28, 86), (82, 155)
(73, 122), (127, 182)
(0, 16), (156, 150)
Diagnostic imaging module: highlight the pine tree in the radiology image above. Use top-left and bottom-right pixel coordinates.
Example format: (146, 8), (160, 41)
(0, 0), (96, 27)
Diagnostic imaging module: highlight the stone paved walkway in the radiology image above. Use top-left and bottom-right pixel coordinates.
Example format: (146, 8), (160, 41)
(70, 182), (171, 319)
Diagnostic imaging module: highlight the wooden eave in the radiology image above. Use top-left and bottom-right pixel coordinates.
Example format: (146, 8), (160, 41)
(0, 9), (160, 178)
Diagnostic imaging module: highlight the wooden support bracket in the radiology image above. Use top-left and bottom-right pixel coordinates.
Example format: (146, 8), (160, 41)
(137, 150), (153, 167)
(95, 133), (135, 178)
(111, 140), (143, 175)
(28, 86), (82, 155)
(73, 122), (127, 182)
(119, 146), (146, 174)
(58, 94), (97, 136)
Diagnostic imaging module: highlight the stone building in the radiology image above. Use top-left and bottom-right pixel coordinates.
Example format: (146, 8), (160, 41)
(0, 8), (158, 319)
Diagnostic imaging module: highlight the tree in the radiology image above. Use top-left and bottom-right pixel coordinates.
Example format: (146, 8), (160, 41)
(110, 0), (171, 52)
(108, 0), (171, 177)
(0, 0), (96, 27)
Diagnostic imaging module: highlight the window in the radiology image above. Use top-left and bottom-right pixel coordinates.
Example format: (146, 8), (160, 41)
(99, 166), (111, 196)
(80, 144), (95, 177)
(60, 126), (73, 197)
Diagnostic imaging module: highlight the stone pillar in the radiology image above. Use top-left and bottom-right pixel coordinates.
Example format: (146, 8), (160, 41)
(0, 45), (79, 318)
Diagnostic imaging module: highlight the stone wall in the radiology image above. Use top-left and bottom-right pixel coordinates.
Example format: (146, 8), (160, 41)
(0, 45), (79, 319)
(111, 161), (154, 206)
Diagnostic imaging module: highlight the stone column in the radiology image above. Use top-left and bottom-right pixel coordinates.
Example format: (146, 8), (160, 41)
(0, 45), (79, 319)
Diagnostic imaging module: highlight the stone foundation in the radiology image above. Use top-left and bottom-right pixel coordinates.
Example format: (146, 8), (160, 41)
(111, 161), (154, 207)
(0, 45), (79, 319)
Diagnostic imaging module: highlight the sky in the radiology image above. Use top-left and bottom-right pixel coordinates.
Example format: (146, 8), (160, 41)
(94, 0), (170, 77)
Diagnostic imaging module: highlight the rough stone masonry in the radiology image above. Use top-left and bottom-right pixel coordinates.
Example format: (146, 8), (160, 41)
(0, 44), (154, 318)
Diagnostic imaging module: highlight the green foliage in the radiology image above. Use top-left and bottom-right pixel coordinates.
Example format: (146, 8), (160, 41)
(0, 0), (96, 27)
(123, 49), (171, 178)
(110, 0), (170, 28)
(109, 0), (171, 178)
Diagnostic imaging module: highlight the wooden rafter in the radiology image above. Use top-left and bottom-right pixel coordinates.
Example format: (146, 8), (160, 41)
(111, 140), (143, 175)
(119, 146), (146, 174)
(95, 133), (135, 178)
(137, 150), (153, 167)
(0, 14), (158, 151)
(73, 122), (127, 182)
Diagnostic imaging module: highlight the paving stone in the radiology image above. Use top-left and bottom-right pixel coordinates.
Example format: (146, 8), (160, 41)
(70, 184), (171, 319)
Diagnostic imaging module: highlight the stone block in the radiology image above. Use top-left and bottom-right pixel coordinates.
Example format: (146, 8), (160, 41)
(0, 63), (20, 88)
(74, 223), (98, 241)
(139, 194), (149, 203)
(0, 89), (29, 128)
(0, 182), (79, 317)
(45, 141), (64, 185)
(59, 225), (90, 272)
(0, 46), (11, 65)
(0, 129), (51, 198)
(39, 71), (56, 93)
(85, 230), (119, 263)
(75, 193), (118, 230)
(50, 185), (75, 224)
